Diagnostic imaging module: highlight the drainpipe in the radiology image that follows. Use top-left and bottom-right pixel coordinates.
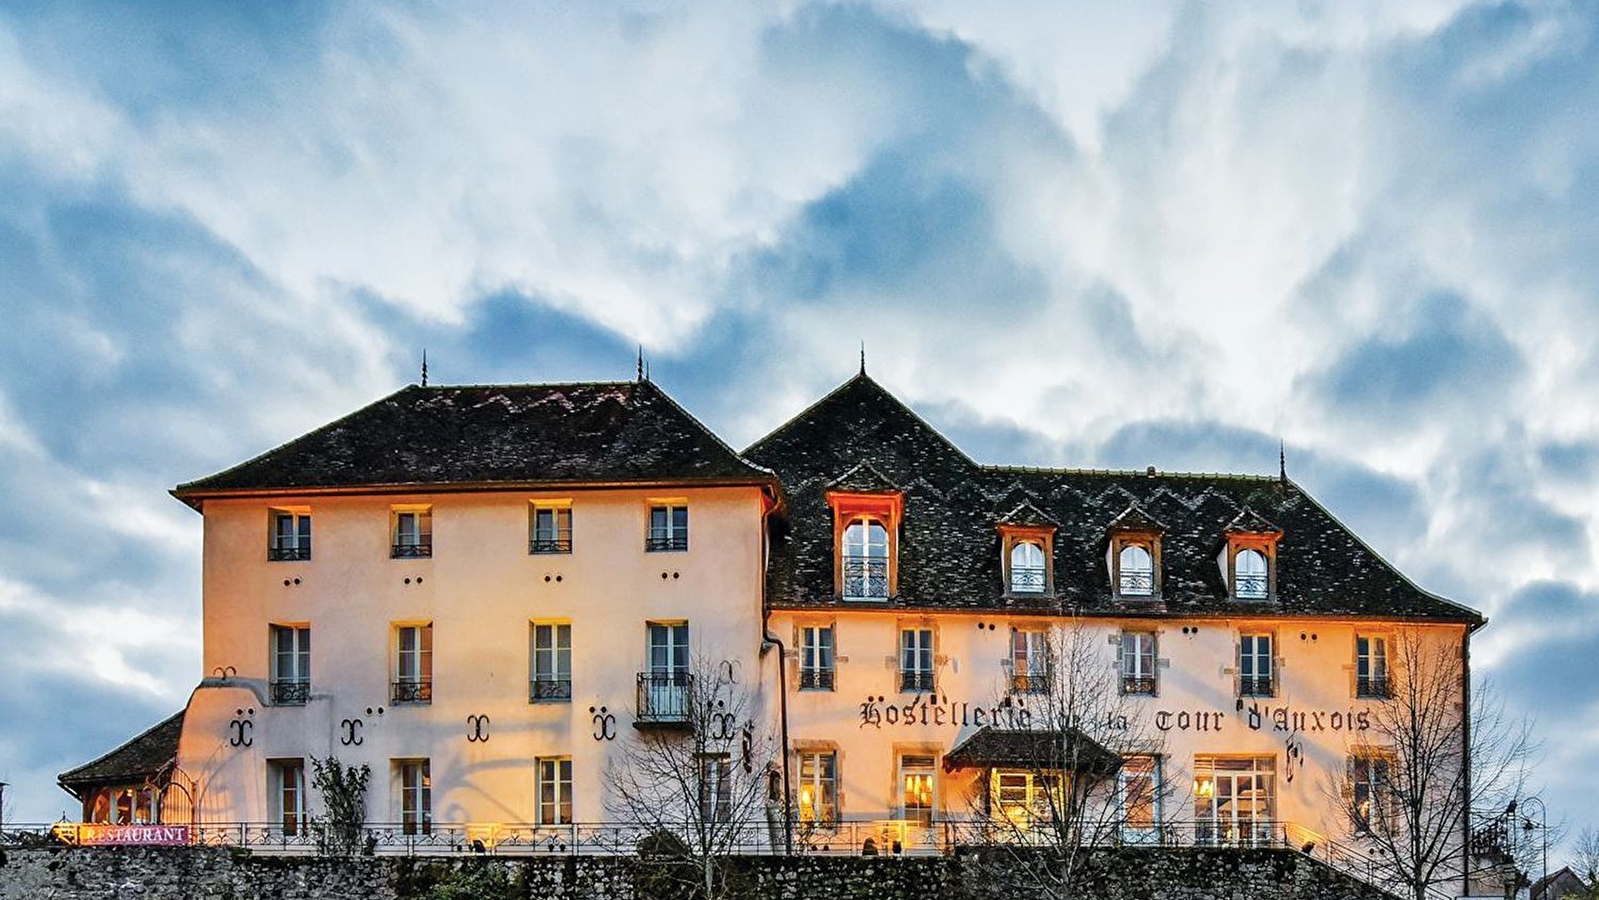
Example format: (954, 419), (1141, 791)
(1460, 626), (1473, 899)
(756, 485), (794, 854)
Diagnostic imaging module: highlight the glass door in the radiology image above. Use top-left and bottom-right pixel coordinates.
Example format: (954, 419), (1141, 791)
(1194, 757), (1274, 847)
(646, 622), (690, 719)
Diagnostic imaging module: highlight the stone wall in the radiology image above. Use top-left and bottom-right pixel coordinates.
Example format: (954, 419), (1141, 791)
(0, 846), (1398, 900)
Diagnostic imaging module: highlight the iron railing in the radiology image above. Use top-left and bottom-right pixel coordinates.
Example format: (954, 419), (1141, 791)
(1009, 566), (1046, 593)
(530, 678), (572, 702)
(842, 556), (889, 600)
(391, 541), (432, 559)
(268, 544), (311, 561)
(1118, 571), (1154, 596)
(1356, 677), (1391, 699)
(1238, 676), (1274, 697)
(1121, 675), (1158, 696)
(529, 537), (572, 554)
(270, 680), (310, 705)
(900, 671), (935, 693)
(636, 671), (692, 724)
(799, 668), (834, 690)
(645, 532), (687, 552)
(392, 680), (433, 703)
(1234, 574), (1269, 599)
(1010, 672), (1050, 694)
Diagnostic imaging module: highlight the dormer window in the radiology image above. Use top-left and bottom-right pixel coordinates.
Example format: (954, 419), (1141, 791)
(828, 488), (902, 602)
(1107, 502), (1165, 600)
(1222, 508), (1281, 601)
(1118, 544), (1155, 597)
(997, 504), (1057, 598)
(1234, 549), (1268, 599)
(1009, 542), (1046, 593)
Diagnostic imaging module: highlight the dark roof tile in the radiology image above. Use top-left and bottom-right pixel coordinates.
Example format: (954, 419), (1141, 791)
(58, 711), (184, 793)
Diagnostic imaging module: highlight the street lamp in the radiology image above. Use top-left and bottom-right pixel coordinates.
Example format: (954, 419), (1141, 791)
(1520, 796), (1547, 895)
(0, 780), (8, 838)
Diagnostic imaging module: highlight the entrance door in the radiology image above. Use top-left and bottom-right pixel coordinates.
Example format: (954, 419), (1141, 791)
(1194, 756), (1274, 847)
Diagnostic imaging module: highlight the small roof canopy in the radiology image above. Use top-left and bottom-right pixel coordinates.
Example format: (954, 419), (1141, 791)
(943, 726), (1121, 776)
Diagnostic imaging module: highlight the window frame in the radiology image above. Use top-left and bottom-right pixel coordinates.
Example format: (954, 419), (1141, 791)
(1355, 633), (1391, 699)
(697, 753), (733, 823)
(390, 505), (433, 559)
(1118, 755), (1163, 844)
(840, 515), (891, 600)
(536, 756), (574, 825)
(1238, 632), (1275, 698)
(1349, 750), (1395, 832)
(999, 522), (1056, 598)
(1224, 531), (1281, 601)
(393, 622), (434, 704)
(530, 621), (573, 703)
(269, 758), (306, 836)
(799, 624), (835, 691)
(899, 626), (935, 693)
(646, 502), (689, 552)
(1009, 627), (1049, 694)
(529, 502), (573, 555)
(899, 753), (938, 826)
(796, 749), (838, 826)
(268, 508), (311, 562)
(1119, 630), (1158, 696)
(397, 759), (432, 836)
(827, 491), (903, 601)
(269, 623), (311, 706)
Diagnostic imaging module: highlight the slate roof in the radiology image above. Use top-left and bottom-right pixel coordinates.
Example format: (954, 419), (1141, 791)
(175, 380), (775, 504)
(944, 726), (1121, 775)
(745, 373), (1484, 624)
(58, 711), (184, 795)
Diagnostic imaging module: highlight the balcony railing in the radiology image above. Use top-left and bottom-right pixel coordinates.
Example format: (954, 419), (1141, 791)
(842, 556), (889, 600)
(1356, 677), (1391, 699)
(392, 680), (433, 703)
(1234, 574), (1269, 599)
(900, 670), (935, 693)
(1118, 571), (1154, 596)
(268, 544), (311, 562)
(1238, 676), (1274, 698)
(529, 537), (572, 554)
(1010, 672), (1050, 694)
(530, 678), (572, 702)
(799, 668), (834, 690)
(270, 680), (310, 705)
(636, 672), (692, 725)
(1009, 566), (1046, 593)
(1121, 675), (1158, 696)
(391, 540), (433, 559)
(645, 533), (687, 553)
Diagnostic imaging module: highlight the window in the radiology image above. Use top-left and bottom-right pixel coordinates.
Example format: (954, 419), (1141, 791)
(1233, 548), (1269, 599)
(899, 627), (934, 692)
(799, 625), (834, 690)
(646, 504), (688, 552)
(991, 769), (1061, 830)
(537, 757), (574, 825)
(269, 509), (311, 561)
(1117, 543), (1155, 597)
(270, 759), (306, 836)
(697, 754), (732, 822)
(1010, 628), (1049, 694)
(1008, 542), (1046, 594)
(270, 625), (311, 705)
(530, 623), (572, 702)
(842, 517), (890, 600)
(1119, 756), (1162, 844)
(398, 759), (431, 835)
(391, 507), (433, 558)
(1350, 753), (1392, 831)
(90, 786), (160, 824)
(529, 504), (573, 554)
(393, 624), (433, 703)
(1194, 756), (1274, 847)
(900, 754), (937, 826)
(641, 622), (690, 722)
(1120, 631), (1157, 695)
(797, 750), (837, 825)
(1356, 635), (1390, 698)
(1239, 633), (1273, 697)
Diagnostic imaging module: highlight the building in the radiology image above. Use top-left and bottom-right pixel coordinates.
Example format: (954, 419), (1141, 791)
(59, 370), (1485, 886)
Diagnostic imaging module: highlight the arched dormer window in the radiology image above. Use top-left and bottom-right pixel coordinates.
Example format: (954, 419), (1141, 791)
(1234, 548), (1268, 599)
(1222, 507), (1281, 601)
(1118, 544), (1154, 597)
(842, 517), (890, 600)
(1009, 541), (1046, 594)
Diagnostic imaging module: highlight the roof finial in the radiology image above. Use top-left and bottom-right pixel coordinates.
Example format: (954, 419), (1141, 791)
(1279, 440), (1287, 483)
(637, 345), (644, 382)
(421, 349), (428, 387)
(860, 341), (866, 375)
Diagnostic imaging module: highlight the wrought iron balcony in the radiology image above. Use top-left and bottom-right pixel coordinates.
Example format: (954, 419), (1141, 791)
(530, 677), (572, 702)
(799, 668), (834, 690)
(636, 672), (693, 726)
(392, 680), (433, 703)
(1121, 675), (1158, 696)
(1118, 571), (1154, 596)
(900, 671), (935, 693)
(270, 680), (310, 705)
(645, 533), (688, 552)
(268, 544), (310, 562)
(1238, 676), (1274, 698)
(1010, 672), (1050, 695)
(842, 556), (889, 600)
(391, 540), (432, 559)
(1234, 574), (1269, 599)
(1009, 566), (1046, 594)
(1356, 677), (1391, 699)
(529, 537), (572, 555)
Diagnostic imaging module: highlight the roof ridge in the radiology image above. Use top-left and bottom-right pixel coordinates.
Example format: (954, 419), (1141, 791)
(982, 463), (1280, 481)
(743, 372), (977, 467)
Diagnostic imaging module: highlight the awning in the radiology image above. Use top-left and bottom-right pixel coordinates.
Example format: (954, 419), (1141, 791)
(943, 726), (1121, 776)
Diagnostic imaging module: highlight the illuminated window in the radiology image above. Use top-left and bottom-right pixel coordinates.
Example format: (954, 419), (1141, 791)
(1119, 631), (1157, 695)
(270, 624), (311, 705)
(393, 623), (433, 704)
(270, 759), (306, 837)
(1117, 544), (1155, 596)
(1350, 753), (1392, 831)
(900, 755), (937, 826)
(797, 750), (837, 825)
(537, 757), (573, 825)
(829, 491), (901, 601)
(1238, 633), (1273, 697)
(842, 517), (890, 600)
(1194, 756), (1273, 847)
(1119, 756), (1162, 844)
(530, 623), (572, 702)
(529, 504), (572, 554)
(398, 759), (431, 835)
(1010, 628), (1049, 694)
(697, 754), (732, 823)
(268, 509), (311, 561)
(1356, 635), (1390, 698)
(391, 507), (433, 558)
(1009, 542), (1046, 594)
(899, 627), (934, 693)
(991, 769), (1061, 830)
(800, 625), (834, 690)
(647, 504), (688, 552)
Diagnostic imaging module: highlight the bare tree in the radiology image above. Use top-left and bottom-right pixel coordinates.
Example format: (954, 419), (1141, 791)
(605, 653), (776, 900)
(1329, 629), (1536, 900)
(1569, 827), (1599, 897)
(962, 622), (1172, 897)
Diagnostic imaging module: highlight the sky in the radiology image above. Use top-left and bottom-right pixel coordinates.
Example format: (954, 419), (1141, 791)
(0, 0), (1596, 859)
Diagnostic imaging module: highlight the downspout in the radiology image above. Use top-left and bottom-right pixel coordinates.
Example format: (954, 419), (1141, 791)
(1460, 626), (1473, 899)
(757, 485), (794, 854)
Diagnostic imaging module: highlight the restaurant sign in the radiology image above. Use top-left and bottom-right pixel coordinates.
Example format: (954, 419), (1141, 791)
(69, 823), (191, 846)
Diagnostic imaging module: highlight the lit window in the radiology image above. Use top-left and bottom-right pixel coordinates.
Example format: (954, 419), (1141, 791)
(530, 504), (572, 554)
(537, 757), (573, 825)
(1010, 628), (1049, 694)
(842, 517), (890, 600)
(398, 759), (431, 835)
(900, 755), (937, 826)
(1120, 631), (1157, 695)
(646, 504), (688, 552)
(991, 769), (1061, 829)
(798, 750), (837, 825)
(899, 627), (934, 693)
(270, 624), (311, 706)
(1239, 633), (1273, 697)
(697, 754), (732, 823)
(391, 507), (433, 558)
(1009, 542), (1046, 594)
(393, 623), (433, 704)
(1194, 756), (1274, 847)
(1119, 756), (1162, 844)
(800, 625), (834, 690)
(269, 509), (311, 561)
(530, 623), (572, 702)
(1350, 754), (1391, 831)
(1234, 548), (1269, 599)
(270, 759), (306, 837)
(1118, 544), (1155, 597)
(1356, 635), (1390, 698)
